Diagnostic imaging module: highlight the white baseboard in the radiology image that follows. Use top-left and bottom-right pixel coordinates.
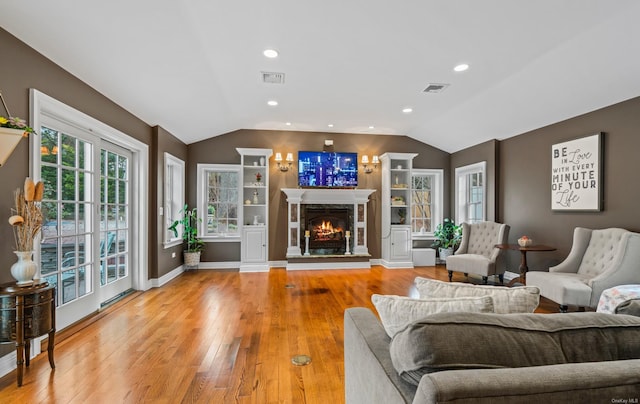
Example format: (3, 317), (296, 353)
(286, 261), (371, 270)
(197, 261), (241, 270)
(150, 265), (184, 288)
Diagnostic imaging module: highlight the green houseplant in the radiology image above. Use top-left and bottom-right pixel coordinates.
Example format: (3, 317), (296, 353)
(431, 218), (461, 261)
(168, 205), (204, 269)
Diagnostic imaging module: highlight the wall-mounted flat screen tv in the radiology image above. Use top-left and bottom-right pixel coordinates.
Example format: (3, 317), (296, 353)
(298, 151), (358, 188)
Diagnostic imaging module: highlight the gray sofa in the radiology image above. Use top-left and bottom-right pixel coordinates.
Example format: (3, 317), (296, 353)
(344, 307), (640, 404)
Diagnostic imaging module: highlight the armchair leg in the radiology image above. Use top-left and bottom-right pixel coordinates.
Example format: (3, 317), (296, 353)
(447, 270), (453, 282)
(482, 276), (488, 284)
(463, 273), (468, 277)
(498, 274), (504, 284)
(559, 305), (569, 313)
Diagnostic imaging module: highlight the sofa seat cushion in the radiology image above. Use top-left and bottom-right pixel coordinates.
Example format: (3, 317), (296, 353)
(446, 254), (493, 275)
(527, 271), (592, 307)
(389, 311), (640, 386)
(414, 277), (540, 314)
(371, 294), (494, 337)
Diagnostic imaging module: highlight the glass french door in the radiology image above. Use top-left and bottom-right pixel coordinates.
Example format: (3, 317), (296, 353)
(38, 120), (132, 330)
(98, 143), (132, 302)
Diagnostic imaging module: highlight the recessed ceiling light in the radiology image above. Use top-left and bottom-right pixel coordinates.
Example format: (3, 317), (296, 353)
(328, 124), (334, 128)
(285, 122), (292, 126)
(402, 107), (413, 114)
(263, 49), (279, 58)
(368, 125), (375, 129)
(454, 63), (469, 72)
(267, 100), (278, 106)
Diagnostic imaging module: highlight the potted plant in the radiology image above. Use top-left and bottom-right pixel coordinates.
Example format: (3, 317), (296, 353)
(168, 204), (205, 270)
(431, 218), (461, 261)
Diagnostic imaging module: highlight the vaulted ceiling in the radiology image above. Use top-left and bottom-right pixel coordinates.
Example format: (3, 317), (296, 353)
(2, 1), (639, 152)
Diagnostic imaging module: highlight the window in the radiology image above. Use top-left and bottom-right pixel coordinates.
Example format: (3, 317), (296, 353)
(411, 169), (443, 234)
(455, 162), (486, 224)
(163, 153), (185, 247)
(197, 164), (240, 239)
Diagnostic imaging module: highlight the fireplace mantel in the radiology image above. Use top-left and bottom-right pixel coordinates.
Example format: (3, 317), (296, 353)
(281, 188), (376, 268)
(281, 188), (375, 204)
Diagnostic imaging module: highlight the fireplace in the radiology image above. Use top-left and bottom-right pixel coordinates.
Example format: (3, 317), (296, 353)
(281, 188), (375, 266)
(303, 206), (352, 253)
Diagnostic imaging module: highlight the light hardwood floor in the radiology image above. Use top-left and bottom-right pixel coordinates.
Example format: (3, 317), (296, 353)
(0, 265), (557, 403)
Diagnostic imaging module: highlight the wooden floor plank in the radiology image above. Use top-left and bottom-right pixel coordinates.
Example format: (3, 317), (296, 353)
(0, 265), (560, 403)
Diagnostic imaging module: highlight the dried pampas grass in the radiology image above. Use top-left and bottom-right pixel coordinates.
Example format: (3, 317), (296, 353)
(9, 177), (44, 251)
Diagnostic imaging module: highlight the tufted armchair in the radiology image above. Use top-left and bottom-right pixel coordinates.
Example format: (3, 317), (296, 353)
(446, 221), (510, 284)
(527, 227), (640, 312)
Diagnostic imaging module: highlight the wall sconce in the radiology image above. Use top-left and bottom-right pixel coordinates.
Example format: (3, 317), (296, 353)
(275, 152), (294, 172)
(361, 155), (379, 174)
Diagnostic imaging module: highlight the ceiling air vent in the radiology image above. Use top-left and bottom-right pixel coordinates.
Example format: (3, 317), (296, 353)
(423, 83), (449, 93)
(262, 71), (285, 84)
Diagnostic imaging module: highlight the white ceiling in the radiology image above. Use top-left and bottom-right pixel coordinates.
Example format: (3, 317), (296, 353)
(2, 1), (640, 152)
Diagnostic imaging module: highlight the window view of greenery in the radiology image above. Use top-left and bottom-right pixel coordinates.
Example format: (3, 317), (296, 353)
(411, 175), (433, 233)
(39, 126), (128, 304)
(206, 170), (239, 236)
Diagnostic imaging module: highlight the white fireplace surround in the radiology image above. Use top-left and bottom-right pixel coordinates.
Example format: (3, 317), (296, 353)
(281, 188), (376, 261)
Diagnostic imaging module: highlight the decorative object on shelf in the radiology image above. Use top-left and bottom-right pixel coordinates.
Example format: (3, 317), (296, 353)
(168, 204), (205, 270)
(260, 156), (265, 166)
(8, 178), (44, 285)
(253, 215), (260, 225)
(255, 171), (262, 184)
(361, 155), (379, 174)
(518, 236), (533, 247)
(0, 90), (36, 167)
(397, 208), (406, 224)
(274, 152), (294, 172)
(245, 199), (251, 205)
(253, 189), (259, 205)
(431, 218), (461, 261)
(391, 196), (405, 206)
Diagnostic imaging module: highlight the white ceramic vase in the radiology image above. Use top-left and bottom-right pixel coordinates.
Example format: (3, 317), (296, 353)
(11, 251), (37, 286)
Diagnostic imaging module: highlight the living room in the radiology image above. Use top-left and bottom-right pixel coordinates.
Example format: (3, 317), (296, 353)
(2, 1), (640, 401)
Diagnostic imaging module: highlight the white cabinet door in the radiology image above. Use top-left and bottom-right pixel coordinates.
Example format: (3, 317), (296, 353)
(390, 227), (411, 261)
(243, 227), (266, 263)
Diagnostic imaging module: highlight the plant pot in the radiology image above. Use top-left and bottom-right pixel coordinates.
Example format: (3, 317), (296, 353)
(184, 251), (201, 271)
(438, 247), (454, 262)
(11, 251), (37, 286)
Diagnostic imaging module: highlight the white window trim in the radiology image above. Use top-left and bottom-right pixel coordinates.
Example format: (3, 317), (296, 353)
(197, 163), (242, 242)
(454, 161), (486, 224)
(411, 168), (443, 236)
(163, 152), (185, 248)
(29, 89), (150, 293)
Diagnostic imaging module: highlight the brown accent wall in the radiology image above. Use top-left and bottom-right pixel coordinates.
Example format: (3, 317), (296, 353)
(450, 139), (500, 221)
(188, 129), (450, 262)
(499, 96), (640, 272)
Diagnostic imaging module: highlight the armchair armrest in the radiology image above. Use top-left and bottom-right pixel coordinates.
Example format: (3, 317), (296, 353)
(549, 227), (592, 273)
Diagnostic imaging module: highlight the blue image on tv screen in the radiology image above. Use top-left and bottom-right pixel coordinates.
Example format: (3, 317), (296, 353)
(297, 151), (358, 187)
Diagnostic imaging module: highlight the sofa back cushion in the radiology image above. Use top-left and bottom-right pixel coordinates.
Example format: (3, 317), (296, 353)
(578, 228), (628, 277)
(371, 294), (494, 337)
(389, 311), (640, 386)
(414, 277), (539, 314)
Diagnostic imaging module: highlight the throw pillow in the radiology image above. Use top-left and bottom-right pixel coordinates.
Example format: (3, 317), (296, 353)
(414, 277), (540, 314)
(390, 311), (640, 386)
(370, 294), (494, 337)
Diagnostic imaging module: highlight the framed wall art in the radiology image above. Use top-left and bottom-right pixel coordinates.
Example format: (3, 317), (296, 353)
(551, 132), (603, 211)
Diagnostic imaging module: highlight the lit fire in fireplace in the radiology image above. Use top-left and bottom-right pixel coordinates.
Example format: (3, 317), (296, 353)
(312, 220), (344, 240)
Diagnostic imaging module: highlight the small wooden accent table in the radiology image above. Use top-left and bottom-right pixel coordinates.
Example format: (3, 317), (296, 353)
(0, 281), (56, 387)
(495, 244), (556, 286)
